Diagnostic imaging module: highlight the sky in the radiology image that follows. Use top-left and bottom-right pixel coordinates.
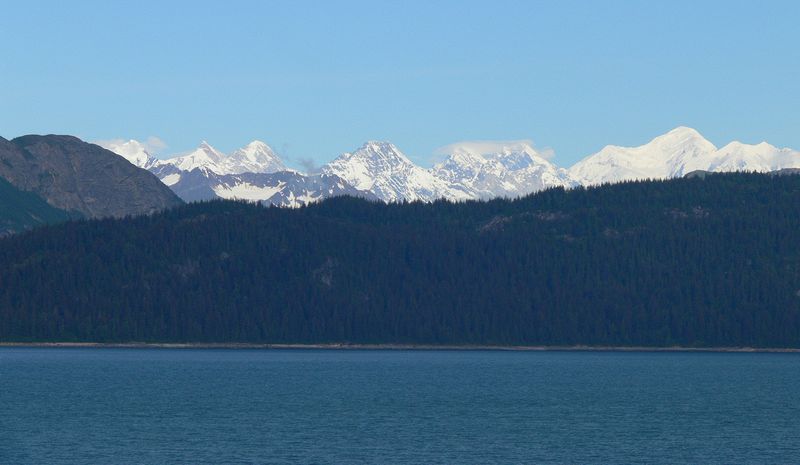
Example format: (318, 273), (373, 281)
(1, 0), (798, 168)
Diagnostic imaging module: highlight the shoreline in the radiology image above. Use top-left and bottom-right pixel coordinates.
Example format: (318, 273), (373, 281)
(1, 342), (799, 353)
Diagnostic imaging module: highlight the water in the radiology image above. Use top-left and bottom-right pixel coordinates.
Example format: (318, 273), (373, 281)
(1, 348), (799, 464)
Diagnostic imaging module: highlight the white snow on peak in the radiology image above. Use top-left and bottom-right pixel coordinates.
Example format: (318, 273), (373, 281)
(323, 141), (470, 202)
(96, 139), (158, 169)
(439, 140), (540, 158)
(163, 141), (227, 173)
(105, 128), (800, 204)
(222, 140), (286, 174)
(432, 140), (576, 199)
(697, 140), (800, 173)
(157, 140), (286, 175)
(568, 126), (719, 185)
(569, 126), (800, 185)
(103, 136), (288, 178)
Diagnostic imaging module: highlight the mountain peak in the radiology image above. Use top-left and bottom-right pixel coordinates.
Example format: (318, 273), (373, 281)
(95, 139), (156, 169)
(666, 126), (701, 136)
(244, 140), (270, 149)
(197, 140), (222, 154)
(569, 127), (719, 184)
(444, 140), (539, 158)
(235, 140), (276, 156)
(724, 140), (775, 149)
(194, 142), (225, 161)
(323, 142), (467, 202)
(351, 141), (411, 165)
(123, 139), (147, 149)
(161, 141), (226, 173)
(359, 140), (402, 153)
(650, 126), (712, 148)
(226, 140), (285, 174)
(432, 140), (573, 199)
(437, 140), (550, 174)
(362, 140), (393, 146)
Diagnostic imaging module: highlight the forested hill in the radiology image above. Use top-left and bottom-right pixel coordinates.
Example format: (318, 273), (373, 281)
(1, 172), (799, 347)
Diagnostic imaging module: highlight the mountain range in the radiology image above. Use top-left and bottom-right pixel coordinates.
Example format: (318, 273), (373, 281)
(0, 127), (796, 232)
(101, 127), (800, 206)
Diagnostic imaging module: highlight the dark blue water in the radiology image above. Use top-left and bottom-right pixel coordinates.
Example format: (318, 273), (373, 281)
(1, 348), (799, 464)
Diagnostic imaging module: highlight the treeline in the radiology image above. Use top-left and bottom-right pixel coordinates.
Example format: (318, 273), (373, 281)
(1, 172), (799, 347)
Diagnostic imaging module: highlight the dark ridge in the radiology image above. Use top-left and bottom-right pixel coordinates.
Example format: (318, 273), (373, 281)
(0, 134), (183, 218)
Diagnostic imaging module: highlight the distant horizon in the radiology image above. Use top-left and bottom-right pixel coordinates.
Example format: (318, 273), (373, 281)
(2, 1), (798, 168)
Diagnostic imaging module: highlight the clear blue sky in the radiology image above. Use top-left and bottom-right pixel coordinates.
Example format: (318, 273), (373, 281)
(1, 0), (798, 168)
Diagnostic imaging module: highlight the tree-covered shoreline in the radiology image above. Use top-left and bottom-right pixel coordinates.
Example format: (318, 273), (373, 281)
(2, 172), (799, 347)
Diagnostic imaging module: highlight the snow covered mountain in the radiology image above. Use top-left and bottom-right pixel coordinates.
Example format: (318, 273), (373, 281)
(159, 168), (377, 207)
(100, 139), (373, 207)
(161, 141), (227, 173)
(432, 141), (577, 199)
(154, 140), (286, 175)
(687, 141), (800, 174)
(322, 141), (470, 202)
(96, 139), (159, 169)
(102, 129), (800, 207)
(221, 140), (286, 174)
(568, 127), (718, 185)
(100, 139), (287, 176)
(568, 126), (800, 185)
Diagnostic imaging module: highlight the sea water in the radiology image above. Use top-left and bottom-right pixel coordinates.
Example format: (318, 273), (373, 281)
(1, 348), (799, 464)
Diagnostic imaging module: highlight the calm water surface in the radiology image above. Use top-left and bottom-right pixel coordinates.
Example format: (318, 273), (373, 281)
(1, 348), (799, 464)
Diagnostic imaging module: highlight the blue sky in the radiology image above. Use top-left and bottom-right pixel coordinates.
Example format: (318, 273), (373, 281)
(1, 0), (798, 168)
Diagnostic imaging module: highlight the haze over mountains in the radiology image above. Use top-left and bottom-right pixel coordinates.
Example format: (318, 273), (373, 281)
(101, 127), (800, 207)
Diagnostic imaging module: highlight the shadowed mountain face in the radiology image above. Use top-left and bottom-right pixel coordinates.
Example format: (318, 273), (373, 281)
(0, 135), (183, 218)
(0, 176), (73, 236)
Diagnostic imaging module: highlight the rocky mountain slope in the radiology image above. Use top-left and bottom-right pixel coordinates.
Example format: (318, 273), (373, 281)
(0, 135), (182, 218)
(322, 141), (470, 202)
(0, 175), (73, 235)
(158, 167), (378, 206)
(101, 139), (362, 207)
(432, 141), (577, 199)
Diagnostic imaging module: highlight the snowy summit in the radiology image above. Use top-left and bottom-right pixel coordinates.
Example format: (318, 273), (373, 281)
(99, 127), (800, 207)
